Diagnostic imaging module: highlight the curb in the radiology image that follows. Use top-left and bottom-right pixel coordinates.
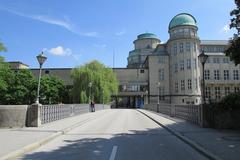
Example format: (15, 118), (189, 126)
(137, 109), (223, 160)
(0, 117), (95, 160)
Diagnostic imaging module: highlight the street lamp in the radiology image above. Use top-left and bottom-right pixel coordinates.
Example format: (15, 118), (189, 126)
(88, 82), (92, 103)
(102, 90), (104, 109)
(157, 82), (161, 112)
(36, 52), (47, 104)
(198, 50), (208, 104)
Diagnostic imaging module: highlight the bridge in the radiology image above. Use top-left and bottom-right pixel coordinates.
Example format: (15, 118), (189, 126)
(0, 104), (239, 160)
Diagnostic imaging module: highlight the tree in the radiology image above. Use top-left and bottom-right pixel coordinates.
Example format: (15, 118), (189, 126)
(225, 38), (240, 65)
(39, 75), (66, 104)
(225, 0), (240, 65)
(0, 41), (7, 52)
(0, 69), (36, 104)
(71, 60), (118, 103)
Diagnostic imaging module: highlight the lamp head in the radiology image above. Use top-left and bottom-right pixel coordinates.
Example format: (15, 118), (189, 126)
(198, 50), (209, 65)
(37, 52), (47, 66)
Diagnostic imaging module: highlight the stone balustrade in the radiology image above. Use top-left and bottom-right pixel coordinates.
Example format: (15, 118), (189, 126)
(0, 104), (110, 128)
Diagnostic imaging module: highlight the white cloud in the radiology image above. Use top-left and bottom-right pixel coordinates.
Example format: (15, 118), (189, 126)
(220, 24), (230, 34)
(48, 46), (72, 56)
(45, 46), (81, 61)
(115, 30), (126, 36)
(0, 6), (98, 37)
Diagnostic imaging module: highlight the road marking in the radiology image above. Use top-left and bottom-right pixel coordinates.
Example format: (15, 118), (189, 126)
(109, 146), (118, 160)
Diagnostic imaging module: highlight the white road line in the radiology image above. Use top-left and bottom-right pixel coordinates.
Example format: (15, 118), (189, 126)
(109, 146), (118, 160)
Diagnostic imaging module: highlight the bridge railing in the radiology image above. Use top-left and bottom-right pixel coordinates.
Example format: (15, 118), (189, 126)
(26, 103), (109, 127)
(143, 104), (203, 126)
(40, 104), (109, 124)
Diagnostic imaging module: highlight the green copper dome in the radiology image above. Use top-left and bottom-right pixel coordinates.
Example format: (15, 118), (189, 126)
(169, 13), (197, 30)
(137, 33), (158, 39)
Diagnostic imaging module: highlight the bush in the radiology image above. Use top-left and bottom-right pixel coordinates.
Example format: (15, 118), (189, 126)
(218, 93), (240, 110)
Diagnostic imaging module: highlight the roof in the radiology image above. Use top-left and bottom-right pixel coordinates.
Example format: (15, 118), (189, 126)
(137, 33), (159, 39)
(201, 40), (229, 46)
(169, 13), (197, 30)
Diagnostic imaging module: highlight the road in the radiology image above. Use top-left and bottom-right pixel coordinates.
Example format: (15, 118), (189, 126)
(18, 109), (208, 160)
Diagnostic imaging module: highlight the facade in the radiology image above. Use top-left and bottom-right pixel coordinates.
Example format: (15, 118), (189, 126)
(9, 13), (240, 108)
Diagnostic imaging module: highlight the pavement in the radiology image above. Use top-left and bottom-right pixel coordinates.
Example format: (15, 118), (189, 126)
(138, 109), (240, 160)
(0, 109), (111, 160)
(0, 109), (239, 160)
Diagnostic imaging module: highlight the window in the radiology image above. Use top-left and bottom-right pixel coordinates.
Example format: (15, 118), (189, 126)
(174, 43), (177, 55)
(233, 70), (239, 80)
(214, 70), (220, 80)
(235, 87), (240, 93)
(206, 87), (211, 99)
(174, 63), (178, 73)
(213, 58), (220, 63)
(204, 70), (210, 80)
(223, 58), (229, 63)
(206, 58), (211, 63)
(45, 70), (50, 74)
(193, 58), (197, 69)
(180, 60), (184, 70)
(181, 80), (185, 91)
(225, 87), (230, 95)
(186, 42), (191, 52)
(195, 79), (198, 90)
(159, 87), (165, 100)
(175, 82), (178, 93)
(193, 42), (197, 52)
(179, 43), (184, 53)
(159, 69), (164, 80)
(140, 69), (145, 73)
(224, 70), (229, 80)
(188, 79), (192, 90)
(187, 59), (191, 69)
(215, 87), (221, 99)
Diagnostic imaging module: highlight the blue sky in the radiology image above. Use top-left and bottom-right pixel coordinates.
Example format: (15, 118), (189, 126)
(0, 0), (236, 68)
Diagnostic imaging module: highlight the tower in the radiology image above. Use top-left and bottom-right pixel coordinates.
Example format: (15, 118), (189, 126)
(167, 13), (201, 104)
(127, 33), (160, 68)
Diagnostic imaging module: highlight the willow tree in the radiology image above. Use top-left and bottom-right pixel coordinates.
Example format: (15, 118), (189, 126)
(71, 60), (118, 103)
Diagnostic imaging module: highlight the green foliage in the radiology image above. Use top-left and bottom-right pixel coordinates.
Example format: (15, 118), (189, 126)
(218, 92), (240, 110)
(71, 60), (118, 103)
(225, 37), (240, 65)
(0, 41), (7, 52)
(0, 59), (67, 104)
(0, 69), (36, 104)
(39, 76), (66, 104)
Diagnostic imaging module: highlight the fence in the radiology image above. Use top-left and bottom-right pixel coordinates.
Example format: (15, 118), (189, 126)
(144, 104), (203, 126)
(40, 104), (109, 124)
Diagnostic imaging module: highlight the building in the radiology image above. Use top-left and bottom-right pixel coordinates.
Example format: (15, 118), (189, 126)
(10, 13), (240, 108)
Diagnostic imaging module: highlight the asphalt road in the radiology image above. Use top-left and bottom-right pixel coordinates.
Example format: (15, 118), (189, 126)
(18, 109), (208, 160)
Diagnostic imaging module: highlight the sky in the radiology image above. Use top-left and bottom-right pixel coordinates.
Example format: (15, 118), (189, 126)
(0, 0), (236, 68)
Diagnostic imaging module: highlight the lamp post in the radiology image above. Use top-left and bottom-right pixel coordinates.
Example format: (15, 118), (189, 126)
(88, 82), (92, 103)
(198, 50), (209, 104)
(36, 52), (47, 104)
(102, 90), (104, 109)
(157, 82), (160, 112)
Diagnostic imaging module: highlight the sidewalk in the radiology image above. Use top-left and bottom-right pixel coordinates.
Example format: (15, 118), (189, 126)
(0, 109), (110, 160)
(139, 109), (240, 160)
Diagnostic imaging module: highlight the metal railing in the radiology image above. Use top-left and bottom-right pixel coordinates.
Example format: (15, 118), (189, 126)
(144, 104), (203, 126)
(40, 104), (109, 124)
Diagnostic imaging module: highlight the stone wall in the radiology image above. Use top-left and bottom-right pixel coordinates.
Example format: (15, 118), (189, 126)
(0, 105), (28, 128)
